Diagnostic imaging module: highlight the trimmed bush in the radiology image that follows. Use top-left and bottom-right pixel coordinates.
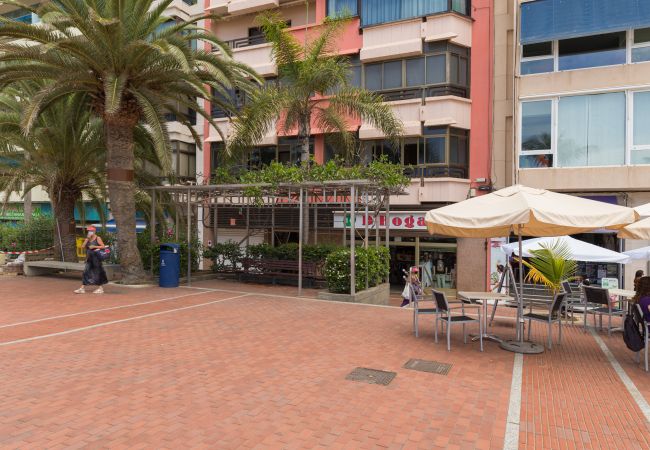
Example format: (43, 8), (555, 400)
(324, 246), (390, 294)
(203, 241), (244, 272)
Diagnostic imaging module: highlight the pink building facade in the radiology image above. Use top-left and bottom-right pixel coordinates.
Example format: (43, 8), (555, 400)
(202, 0), (494, 291)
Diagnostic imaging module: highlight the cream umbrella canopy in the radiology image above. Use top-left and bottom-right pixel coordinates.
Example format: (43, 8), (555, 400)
(425, 185), (637, 353)
(619, 218), (650, 240)
(425, 185), (637, 238)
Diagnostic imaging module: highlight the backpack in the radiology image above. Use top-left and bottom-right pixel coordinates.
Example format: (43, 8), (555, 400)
(623, 313), (645, 352)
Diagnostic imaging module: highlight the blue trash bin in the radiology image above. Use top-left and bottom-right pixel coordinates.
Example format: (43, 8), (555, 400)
(159, 243), (180, 288)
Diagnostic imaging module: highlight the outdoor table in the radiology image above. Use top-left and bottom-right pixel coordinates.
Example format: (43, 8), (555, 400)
(457, 291), (514, 343)
(608, 288), (637, 319)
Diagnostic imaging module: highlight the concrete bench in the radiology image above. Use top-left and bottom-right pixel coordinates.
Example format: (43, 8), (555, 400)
(24, 261), (120, 281)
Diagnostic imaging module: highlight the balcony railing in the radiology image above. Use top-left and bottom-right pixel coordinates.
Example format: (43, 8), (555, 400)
(377, 85), (469, 102)
(226, 34), (268, 49)
(403, 164), (468, 179)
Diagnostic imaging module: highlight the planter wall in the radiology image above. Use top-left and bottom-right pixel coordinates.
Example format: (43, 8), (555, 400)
(317, 282), (390, 306)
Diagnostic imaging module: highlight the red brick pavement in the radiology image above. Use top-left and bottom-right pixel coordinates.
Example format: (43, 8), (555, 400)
(0, 277), (648, 449)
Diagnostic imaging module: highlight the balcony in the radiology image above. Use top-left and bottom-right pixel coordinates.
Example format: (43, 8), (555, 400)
(232, 42), (277, 77)
(360, 13), (472, 63)
(390, 178), (471, 205)
(359, 91), (471, 138)
(422, 13), (472, 48)
(159, 0), (202, 18)
(210, 0), (278, 16)
(422, 96), (471, 129)
(360, 99), (422, 139)
(206, 118), (277, 146)
(360, 19), (423, 62)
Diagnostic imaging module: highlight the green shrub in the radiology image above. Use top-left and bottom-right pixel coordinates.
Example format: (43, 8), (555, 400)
(324, 246), (390, 294)
(203, 241), (243, 272)
(0, 214), (54, 252)
(137, 228), (201, 275)
(245, 242), (339, 262)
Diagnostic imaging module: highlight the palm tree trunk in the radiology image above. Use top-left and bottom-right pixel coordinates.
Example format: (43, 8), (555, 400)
(105, 119), (146, 283)
(51, 191), (78, 263)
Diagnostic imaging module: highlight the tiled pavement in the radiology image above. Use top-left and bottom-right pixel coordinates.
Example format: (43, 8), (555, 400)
(0, 277), (648, 449)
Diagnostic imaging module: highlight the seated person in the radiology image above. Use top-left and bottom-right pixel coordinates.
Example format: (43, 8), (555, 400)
(632, 276), (650, 322)
(4, 252), (25, 266)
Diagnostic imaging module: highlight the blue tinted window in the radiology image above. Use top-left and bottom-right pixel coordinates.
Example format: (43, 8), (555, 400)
(521, 59), (554, 75)
(327, 0), (358, 16)
(362, 0), (453, 27)
(521, 101), (552, 152)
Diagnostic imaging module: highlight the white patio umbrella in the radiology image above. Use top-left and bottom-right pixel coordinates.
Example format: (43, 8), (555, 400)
(619, 217), (650, 240)
(501, 236), (630, 264)
(425, 185), (637, 354)
(623, 246), (650, 260)
(634, 203), (650, 217)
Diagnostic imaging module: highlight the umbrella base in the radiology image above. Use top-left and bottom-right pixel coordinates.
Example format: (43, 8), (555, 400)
(499, 339), (545, 354)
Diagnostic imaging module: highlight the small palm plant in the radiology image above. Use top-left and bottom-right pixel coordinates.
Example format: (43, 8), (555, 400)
(522, 240), (577, 294)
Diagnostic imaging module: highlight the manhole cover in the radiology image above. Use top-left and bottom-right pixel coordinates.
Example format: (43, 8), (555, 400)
(346, 367), (396, 386)
(403, 359), (452, 375)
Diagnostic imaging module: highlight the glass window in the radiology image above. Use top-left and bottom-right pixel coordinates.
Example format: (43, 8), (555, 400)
(631, 150), (650, 164)
(420, 136), (445, 164)
(558, 32), (626, 71)
(403, 139), (418, 166)
(364, 63), (382, 91)
(449, 54), (459, 84)
(632, 46), (650, 63)
(557, 92), (625, 167)
(521, 101), (552, 151)
(519, 154), (553, 168)
(521, 59), (554, 75)
(634, 27), (650, 44)
(383, 61), (402, 89)
(406, 57), (425, 86)
(349, 64), (362, 87)
(634, 91), (650, 146)
(327, 0), (357, 17)
(361, 0), (453, 27)
(459, 57), (468, 86)
(522, 42), (552, 58)
(426, 54), (446, 84)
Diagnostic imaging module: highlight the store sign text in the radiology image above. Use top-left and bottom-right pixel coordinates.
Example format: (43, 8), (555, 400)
(333, 212), (427, 230)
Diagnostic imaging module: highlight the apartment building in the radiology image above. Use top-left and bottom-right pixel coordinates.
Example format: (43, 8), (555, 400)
(0, 0), (203, 225)
(493, 0), (650, 288)
(203, 0), (494, 290)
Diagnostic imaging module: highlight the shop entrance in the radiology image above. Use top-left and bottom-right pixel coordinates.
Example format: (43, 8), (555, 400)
(386, 236), (457, 289)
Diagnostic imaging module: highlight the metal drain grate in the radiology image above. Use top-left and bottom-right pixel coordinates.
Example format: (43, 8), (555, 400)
(403, 359), (452, 375)
(346, 367), (396, 386)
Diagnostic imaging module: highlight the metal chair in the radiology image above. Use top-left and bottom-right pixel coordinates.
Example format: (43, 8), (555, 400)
(523, 292), (566, 349)
(561, 281), (585, 323)
(633, 304), (649, 372)
(409, 282), (443, 338)
(583, 286), (624, 336)
(433, 290), (483, 352)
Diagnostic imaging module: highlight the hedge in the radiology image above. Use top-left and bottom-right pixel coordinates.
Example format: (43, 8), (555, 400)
(324, 246), (390, 294)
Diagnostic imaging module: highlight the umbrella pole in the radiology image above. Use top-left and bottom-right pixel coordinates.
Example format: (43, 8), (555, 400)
(518, 232), (523, 341)
(499, 225), (545, 354)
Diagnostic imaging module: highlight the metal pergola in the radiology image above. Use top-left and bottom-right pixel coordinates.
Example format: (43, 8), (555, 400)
(148, 180), (405, 295)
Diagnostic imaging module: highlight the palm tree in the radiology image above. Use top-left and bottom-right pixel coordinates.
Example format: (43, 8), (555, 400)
(0, 82), (168, 263)
(229, 12), (403, 161)
(227, 12), (402, 242)
(523, 241), (577, 294)
(0, 0), (257, 282)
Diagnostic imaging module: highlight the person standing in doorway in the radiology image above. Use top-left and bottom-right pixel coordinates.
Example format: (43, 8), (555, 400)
(74, 226), (108, 294)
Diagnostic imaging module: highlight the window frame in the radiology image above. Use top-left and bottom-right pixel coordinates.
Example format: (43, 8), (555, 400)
(360, 44), (470, 98)
(363, 126), (470, 179)
(519, 28), (650, 75)
(518, 89), (650, 170)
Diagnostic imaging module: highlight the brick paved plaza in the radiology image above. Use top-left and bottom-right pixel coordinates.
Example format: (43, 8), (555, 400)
(0, 277), (648, 449)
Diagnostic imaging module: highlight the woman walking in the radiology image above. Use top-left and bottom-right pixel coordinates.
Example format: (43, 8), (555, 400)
(74, 226), (108, 294)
